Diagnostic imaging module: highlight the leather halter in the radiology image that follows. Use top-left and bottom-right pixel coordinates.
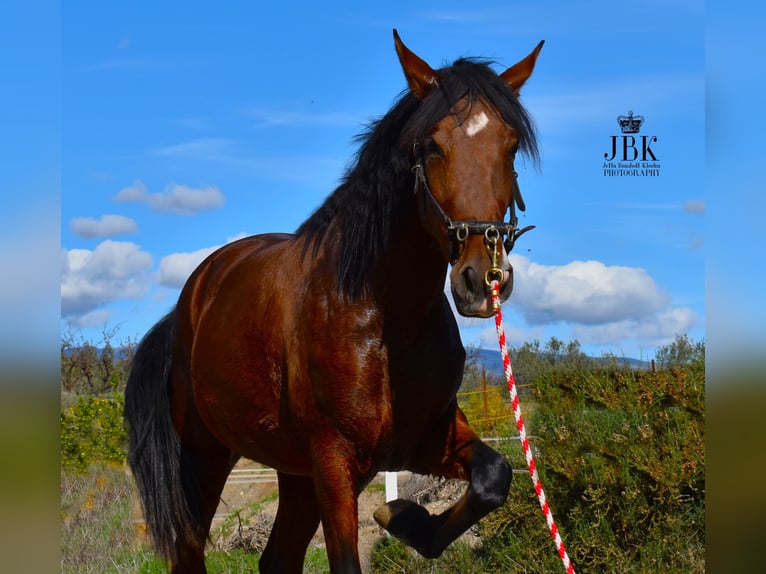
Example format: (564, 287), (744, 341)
(411, 143), (535, 264)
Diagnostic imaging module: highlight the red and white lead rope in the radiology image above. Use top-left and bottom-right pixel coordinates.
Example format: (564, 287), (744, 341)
(490, 280), (575, 574)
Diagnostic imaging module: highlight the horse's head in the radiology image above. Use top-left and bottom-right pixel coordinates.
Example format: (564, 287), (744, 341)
(394, 30), (542, 318)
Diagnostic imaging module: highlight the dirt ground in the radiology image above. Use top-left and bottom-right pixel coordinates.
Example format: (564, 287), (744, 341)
(207, 459), (474, 573)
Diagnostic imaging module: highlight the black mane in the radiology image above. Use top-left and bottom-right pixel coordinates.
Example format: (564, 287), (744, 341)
(296, 57), (539, 299)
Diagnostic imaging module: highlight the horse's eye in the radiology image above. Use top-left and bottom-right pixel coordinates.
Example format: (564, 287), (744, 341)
(423, 138), (443, 158)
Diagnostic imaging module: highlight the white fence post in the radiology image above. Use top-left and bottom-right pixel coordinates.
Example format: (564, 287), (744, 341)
(385, 471), (398, 502)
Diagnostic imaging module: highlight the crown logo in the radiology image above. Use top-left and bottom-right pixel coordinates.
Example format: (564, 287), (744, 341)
(617, 110), (644, 134)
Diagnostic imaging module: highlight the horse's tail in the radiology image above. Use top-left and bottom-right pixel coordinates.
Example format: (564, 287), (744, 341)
(124, 309), (203, 565)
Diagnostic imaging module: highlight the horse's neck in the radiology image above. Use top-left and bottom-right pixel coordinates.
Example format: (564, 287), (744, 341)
(374, 209), (450, 336)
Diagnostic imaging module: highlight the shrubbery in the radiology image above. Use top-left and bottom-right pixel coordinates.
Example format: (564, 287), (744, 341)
(60, 326), (133, 472)
(61, 394), (127, 472)
(60, 329), (705, 572)
(374, 335), (705, 572)
(472, 337), (705, 572)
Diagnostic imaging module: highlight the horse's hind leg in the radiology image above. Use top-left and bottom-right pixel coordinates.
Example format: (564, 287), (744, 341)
(172, 444), (237, 573)
(374, 407), (511, 559)
(259, 473), (321, 574)
(170, 393), (240, 574)
(127, 313), (238, 574)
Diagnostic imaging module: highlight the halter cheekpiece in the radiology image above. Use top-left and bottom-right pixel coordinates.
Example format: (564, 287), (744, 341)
(411, 142), (535, 264)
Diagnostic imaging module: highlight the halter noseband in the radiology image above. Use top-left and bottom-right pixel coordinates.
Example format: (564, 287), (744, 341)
(411, 143), (535, 264)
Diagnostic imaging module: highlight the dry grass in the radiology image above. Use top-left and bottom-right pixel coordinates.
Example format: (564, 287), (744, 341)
(61, 464), (144, 573)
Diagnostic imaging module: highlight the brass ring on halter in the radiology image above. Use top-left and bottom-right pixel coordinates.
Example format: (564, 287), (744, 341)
(484, 226), (500, 245)
(485, 266), (504, 288)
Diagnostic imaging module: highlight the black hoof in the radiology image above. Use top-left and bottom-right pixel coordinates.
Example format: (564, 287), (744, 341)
(373, 499), (441, 559)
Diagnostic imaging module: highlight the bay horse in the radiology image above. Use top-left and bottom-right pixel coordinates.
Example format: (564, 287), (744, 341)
(125, 29), (543, 573)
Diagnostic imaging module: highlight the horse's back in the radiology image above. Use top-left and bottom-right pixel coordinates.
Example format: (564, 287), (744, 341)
(179, 233), (295, 327)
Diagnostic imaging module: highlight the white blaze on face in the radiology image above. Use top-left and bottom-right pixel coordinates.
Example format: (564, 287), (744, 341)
(465, 111), (489, 137)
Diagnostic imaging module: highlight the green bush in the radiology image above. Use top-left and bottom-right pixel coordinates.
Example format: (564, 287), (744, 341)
(61, 394), (127, 472)
(459, 384), (514, 437)
(59, 335), (705, 572)
(519, 363), (705, 571)
(373, 340), (705, 572)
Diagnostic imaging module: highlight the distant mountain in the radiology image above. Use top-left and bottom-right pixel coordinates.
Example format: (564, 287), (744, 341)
(465, 348), (506, 377)
(61, 345), (133, 360)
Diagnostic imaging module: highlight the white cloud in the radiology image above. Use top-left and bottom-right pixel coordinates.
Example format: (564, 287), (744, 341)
(508, 255), (668, 325)
(70, 214), (138, 238)
(226, 232), (248, 243)
(150, 137), (347, 186)
(572, 307), (698, 348)
(61, 240), (153, 317)
(151, 138), (235, 160)
(682, 200), (705, 215)
(156, 246), (219, 288)
(476, 321), (543, 350)
(155, 234), (250, 289)
(457, 255), (701, 354)
(173, 117), (212, 130)
(114, 180), (224, 215)
(244, 107), (363, 129)
(67, 309), (114, 329)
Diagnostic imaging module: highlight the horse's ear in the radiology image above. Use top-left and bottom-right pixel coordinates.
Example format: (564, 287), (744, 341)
(393, 29), (440, 99)
(500, 40), (544, 94)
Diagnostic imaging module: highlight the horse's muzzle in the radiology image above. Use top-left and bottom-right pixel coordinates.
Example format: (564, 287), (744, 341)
(450, 263), (513, 318)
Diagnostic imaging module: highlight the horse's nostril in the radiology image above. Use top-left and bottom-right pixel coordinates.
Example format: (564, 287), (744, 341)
(462, 268), (473, 294)
(462, 267), (480, 295)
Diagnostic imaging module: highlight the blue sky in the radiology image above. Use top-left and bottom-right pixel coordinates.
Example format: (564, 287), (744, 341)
(60, 0), (705, 360)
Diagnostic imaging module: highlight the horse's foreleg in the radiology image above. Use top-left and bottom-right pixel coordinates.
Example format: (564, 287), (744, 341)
(311, 441), (364, 574)
(259, 472), (321, 574)
(374, 410), (512, 559)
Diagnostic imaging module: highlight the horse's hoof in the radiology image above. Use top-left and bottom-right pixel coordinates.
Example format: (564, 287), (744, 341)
(373, 499), (440, 559)
(374, 499), (418, 529)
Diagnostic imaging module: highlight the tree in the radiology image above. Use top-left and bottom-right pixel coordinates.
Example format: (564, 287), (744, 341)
(60, 324), (136, 396)
(655, 334), (705, 369)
